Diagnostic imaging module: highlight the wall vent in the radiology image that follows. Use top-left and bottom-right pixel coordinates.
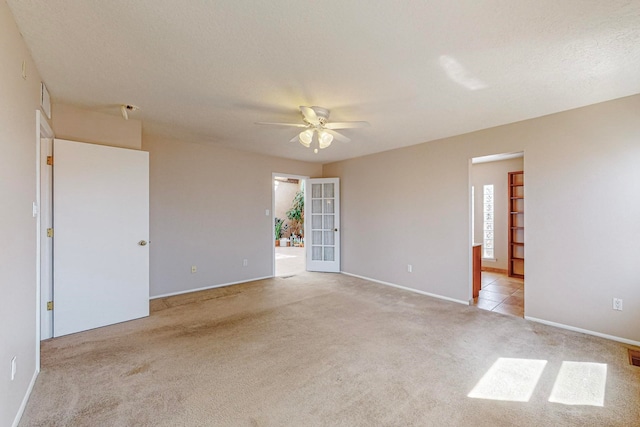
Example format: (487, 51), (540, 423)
(629, 349), (640, 367)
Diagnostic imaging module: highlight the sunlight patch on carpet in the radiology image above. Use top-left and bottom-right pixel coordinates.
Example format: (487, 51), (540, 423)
(548, 361), (607, 407)
(468, 358), (547, 402)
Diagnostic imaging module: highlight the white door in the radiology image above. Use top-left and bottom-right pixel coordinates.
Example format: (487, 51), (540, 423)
(53, 139), (149, 337)
(306, 178), (340, 272)
(40, 137), (53, 339)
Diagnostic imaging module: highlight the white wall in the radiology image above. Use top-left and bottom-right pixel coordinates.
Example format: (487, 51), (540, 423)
(324, 94), (640, 343)
(472, 157), (524, 271)
(142, 135), (322, 297)
(0, 2), (44, 425)
(52, 103), (142, 150)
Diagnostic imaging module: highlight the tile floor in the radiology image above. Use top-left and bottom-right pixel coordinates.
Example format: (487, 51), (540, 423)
(473, 271), (524, 317)
(275, 246), (306, 277)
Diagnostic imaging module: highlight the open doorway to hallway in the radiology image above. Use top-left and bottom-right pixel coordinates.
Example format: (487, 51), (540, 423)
(273, 175), (306, 277)
(470, 152), (525, 317)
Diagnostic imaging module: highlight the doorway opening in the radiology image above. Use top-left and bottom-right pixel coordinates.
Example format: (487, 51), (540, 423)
(273, 174), (306, 277)
(470, 152), (525, 317)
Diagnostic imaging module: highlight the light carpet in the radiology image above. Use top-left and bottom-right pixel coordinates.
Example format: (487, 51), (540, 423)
(20, 272), (640, 426)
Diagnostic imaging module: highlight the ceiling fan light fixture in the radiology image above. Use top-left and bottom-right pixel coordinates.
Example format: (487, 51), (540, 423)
(318, 131), (333, 149)
(258, 106), (366, 151)
(299, 129), (313, 147)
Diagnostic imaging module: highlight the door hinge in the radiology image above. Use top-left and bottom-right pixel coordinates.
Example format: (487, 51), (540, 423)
(46, 156), (53, 165)
(46, 228), (53, 237)
(46, 301), (53, 311)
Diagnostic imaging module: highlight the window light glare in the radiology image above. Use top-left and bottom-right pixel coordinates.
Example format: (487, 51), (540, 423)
(439, 55), (487, 91)
(482, 184), (494, 259)
(468, 358), (547, 402)
(548, 361), (607, 407)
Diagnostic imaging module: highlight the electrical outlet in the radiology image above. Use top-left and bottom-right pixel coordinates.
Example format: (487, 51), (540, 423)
(613, 298), (623, 311)
(11, 357), (16, 381)
(191, 265), (197, 273)
(407, 264), (412, 273)
(243, 259), (248, 267)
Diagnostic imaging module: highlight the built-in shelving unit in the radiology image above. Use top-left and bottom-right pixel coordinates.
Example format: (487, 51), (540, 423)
(508, 171), (524, 279)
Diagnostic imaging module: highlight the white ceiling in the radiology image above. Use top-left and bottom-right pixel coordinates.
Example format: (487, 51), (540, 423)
(8, 1), (640, 163)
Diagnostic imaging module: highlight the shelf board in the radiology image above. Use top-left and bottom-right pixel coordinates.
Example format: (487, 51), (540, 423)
(508, 172), (524, 279)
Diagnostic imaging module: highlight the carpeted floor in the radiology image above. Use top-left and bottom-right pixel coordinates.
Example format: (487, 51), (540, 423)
(20, 272), (640, 426)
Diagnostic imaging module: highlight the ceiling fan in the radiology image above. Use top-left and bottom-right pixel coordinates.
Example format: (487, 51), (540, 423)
(256, 106), (370, 153)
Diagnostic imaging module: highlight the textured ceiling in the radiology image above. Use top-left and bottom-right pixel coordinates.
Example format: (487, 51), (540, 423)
(7, 1), (640, 163)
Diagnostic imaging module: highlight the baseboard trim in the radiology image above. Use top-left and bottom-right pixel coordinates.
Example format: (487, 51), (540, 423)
(481, 266), (508, 274)
(150, 276), (273, 300)
(525, 316), (640, 347)
(12, 369), (38, 427)
(341, 272), (469, 306)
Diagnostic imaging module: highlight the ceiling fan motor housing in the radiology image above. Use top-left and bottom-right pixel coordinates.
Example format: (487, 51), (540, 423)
(305, 106), (330, 126)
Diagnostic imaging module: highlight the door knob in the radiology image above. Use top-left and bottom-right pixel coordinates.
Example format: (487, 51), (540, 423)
(138, 240), (147, 246)
(334, 228), (338, 232)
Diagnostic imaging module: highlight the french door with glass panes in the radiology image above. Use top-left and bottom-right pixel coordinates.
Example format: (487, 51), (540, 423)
(306, 178), (340, 272)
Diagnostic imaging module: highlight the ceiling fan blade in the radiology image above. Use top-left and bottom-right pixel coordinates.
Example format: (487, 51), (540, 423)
(325, 121), (370, 130)
(325, 129), (350, 143)
(255, 122), (308, 128)
(299, 106), (320, 125)
(289, 134), (301, 143)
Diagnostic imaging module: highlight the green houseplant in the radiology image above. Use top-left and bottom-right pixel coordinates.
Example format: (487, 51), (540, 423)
(286, 190), (304, 244)
(274, 217), (288, 246)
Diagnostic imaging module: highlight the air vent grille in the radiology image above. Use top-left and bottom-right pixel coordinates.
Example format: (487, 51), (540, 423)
(629, 349), (640, 367)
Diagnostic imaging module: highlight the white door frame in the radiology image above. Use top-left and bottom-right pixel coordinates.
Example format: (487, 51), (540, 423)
(271, 172), (309, 277)
(35, 110), (54, 370)
(39, 136), (53, 340)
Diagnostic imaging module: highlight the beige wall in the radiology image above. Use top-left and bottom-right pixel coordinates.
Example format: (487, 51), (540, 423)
(471, 157), (524, 271)
(142, 135), (321, 297)
(52, 103), (142, 150)
(0, 2), (44, 425)
(324, 94), (640, 343)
